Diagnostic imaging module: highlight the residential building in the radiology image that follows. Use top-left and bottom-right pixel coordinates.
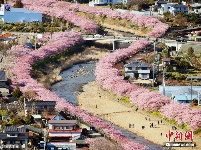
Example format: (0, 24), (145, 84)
(169, 4), (188, 15)
(163, 57), (171, 66)
(158, 3), (174, 15)
(24, 100), (56, 115)
(48, 120), (81, 141)
(155, 0), (167, 7)
(0, 33), (16, 43)
(0, 101), (21, 111)
(159, 85), (201, 105)
(89, 0), (120, 6)
(158, 3), (188, 15)
(194, 36), (201, 42)
(51, 110), (76, 120)
(47, 120), (82, 150)
(0, 4), (42, 23)
(124, 60), (150, 80)
(0, 126), (29, 149)
(47, 142), (76, 150)
(194, 8), (201, 14)
(0, 70), (9, 93)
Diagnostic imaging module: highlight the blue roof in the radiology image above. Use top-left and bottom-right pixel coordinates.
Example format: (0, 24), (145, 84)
(12, 8), (41, 14)
(159, 86), (201, 97)
(174, 94), (198, 101)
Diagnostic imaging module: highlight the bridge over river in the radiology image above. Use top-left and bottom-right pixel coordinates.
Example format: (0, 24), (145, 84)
(83, 34), (201, 53)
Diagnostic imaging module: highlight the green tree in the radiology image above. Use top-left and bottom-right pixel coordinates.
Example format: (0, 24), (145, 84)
(12, 86), (23, 98)
(179, 58), (190, 69)
(161, 46), (169, 58)
(187, 47), (194, 57)
(13, 0), (23, 8)
(0, 0), (4, 4)
(25, 114), (35, 125)
(12, 118), (25, 126)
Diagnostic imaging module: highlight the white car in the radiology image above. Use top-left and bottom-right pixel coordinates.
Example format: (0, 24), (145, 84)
(93, 34), (102, 38)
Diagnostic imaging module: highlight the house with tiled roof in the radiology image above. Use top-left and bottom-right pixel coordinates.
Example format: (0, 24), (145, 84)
(47, 119), (82, 150)
(51, 110), (76, 120)
(0, 33), (16, 43)
(0, 126), (29, 149)
(0, 70), (10, 94)
(169, 4), (188, 15)
(24, 100), (56, 115)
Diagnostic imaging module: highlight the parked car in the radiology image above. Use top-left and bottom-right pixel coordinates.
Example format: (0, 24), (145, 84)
(93, 34), (102, 38)
(176, 36), (186, 42)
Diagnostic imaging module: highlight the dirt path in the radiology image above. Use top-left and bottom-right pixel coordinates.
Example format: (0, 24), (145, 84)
(78, 81), (201, 150)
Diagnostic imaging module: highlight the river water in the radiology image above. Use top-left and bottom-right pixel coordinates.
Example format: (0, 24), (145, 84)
(51, 61), (165, 150)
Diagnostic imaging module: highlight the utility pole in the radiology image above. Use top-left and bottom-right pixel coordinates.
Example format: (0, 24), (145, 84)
(152, 41), (156, 88)
(51, 16), (53, 39)
(191, 77), (192, 102)
(34, 32), (37, 50)
(163, 66), (166, 95)
(24, 98), (26, 115)
(198, 91), (200, 108)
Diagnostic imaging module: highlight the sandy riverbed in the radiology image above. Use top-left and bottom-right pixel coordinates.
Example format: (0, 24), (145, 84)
(77, 81), (200, 150)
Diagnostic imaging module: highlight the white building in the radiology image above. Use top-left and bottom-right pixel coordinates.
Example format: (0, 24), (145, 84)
(194, 8), (201, 14)
(89, 0), (120, 6)
(169, 4), (188, 15)
(0, 4), (42, 23)
(158, 3), (188, 15)
(124, 60), (151, 80)
(158, 3), (174, 15)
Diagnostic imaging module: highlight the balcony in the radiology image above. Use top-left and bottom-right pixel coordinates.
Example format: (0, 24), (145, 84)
(6, 134), (18, 137)
(138, 70), (150, 74)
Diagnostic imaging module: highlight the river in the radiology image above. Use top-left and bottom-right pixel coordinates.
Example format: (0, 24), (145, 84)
(51, 61), (166, 150)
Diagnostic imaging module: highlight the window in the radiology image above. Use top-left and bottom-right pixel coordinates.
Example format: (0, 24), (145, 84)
(127, 67), (132, 70)
(142, 74), (147, 79)
(54, 126), (61, 130)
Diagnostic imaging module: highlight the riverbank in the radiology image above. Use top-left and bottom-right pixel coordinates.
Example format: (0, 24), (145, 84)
(77, 81), (200, 150)
(34, 45), (200, 149)
(33, 46), (109, 89)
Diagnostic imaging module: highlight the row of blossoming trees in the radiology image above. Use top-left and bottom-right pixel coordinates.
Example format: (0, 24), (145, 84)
(9, 31), (147, 150)
(21, 0), (168, 38)
(7, 0), (201, 149)
(95, 40), (201, 130)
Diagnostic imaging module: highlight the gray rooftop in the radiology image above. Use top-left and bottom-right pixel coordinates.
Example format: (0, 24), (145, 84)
(3, 126), (26, 133)
(159, 86), (201, 97)
(48, 120), (78, 124)
(186, 76), (201, 80)
(172, 4), (188, 8)
(18, 125), (42, 134)
(0, 70), (7, 81)
(25, 101), (56, 106)
(124, 61), (150, 68)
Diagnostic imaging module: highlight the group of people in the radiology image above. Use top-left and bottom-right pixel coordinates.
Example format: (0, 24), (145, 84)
(129, 123), (135, 128)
